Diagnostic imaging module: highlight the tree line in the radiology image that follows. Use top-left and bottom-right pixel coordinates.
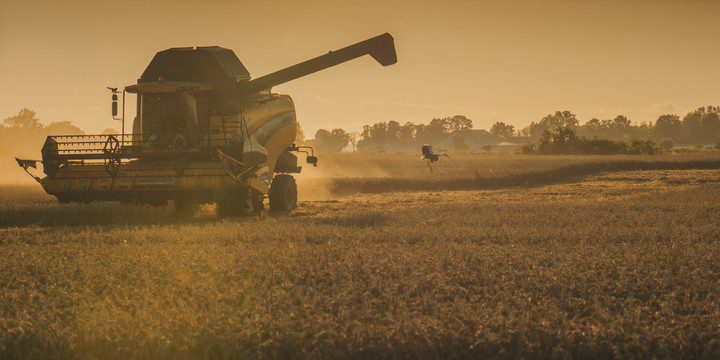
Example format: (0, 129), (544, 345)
(522, 127), (660, 155)
(5, 105), (719, 157)
(310, 106), (720, 153)
(1, 108), (89, 136)
(491, 106), (720, 147)
(310, 115), (474, 153)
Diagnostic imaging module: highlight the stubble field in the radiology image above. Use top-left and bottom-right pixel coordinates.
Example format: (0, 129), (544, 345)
(1, 153), (720, 359)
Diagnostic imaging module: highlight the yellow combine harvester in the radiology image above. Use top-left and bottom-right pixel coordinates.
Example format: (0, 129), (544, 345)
(16, 33), (397, 216)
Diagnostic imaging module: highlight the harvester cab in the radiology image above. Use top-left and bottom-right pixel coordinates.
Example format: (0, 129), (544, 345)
(16, 33), (397, 216)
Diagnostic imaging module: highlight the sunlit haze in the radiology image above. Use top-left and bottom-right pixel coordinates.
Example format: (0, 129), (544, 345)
(1, 0), (718, 136)
(3, 1), (720, 355)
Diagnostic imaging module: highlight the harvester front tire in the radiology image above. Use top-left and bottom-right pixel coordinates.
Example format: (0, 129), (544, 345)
(252, 194), (265, 213)
(216, 189), (258, 218)
(174, 197), (200, 218)
(268, 174), (297, 212)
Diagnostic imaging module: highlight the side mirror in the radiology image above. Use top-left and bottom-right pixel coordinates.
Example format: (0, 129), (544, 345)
(111, 94), (118, 117)
(307, 156), (318, 167)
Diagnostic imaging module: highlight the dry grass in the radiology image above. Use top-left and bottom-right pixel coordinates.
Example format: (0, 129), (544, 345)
(0, 185), (170, 228)
(1, 153), (720, 359)
(314, 153), (720, 195)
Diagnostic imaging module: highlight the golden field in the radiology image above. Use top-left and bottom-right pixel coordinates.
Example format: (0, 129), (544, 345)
(2, 153), (720, 359)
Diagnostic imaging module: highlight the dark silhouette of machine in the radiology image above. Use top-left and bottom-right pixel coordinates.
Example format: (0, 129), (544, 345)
(17, 33), (397, 216)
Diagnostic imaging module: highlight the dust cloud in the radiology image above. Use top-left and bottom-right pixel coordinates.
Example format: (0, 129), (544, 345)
(0, 135), (46, 184)
(295, 152), (393, 201)
(1, 110), (86, 184)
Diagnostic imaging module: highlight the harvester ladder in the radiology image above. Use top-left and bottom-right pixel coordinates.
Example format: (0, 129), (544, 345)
(221, 115), (229, 146)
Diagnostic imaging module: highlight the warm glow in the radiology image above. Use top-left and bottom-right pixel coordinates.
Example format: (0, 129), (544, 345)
(1, 0), (718, 137)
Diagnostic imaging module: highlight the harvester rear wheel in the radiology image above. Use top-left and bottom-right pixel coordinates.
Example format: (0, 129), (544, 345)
(216, 188), (258, 218)
(269, 174), (297, 212)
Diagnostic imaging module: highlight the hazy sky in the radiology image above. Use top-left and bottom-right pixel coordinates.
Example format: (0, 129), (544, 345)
(1, 0), (718, 136)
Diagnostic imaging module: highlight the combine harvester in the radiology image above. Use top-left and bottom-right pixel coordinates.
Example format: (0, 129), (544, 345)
(17, 33), (397, 216)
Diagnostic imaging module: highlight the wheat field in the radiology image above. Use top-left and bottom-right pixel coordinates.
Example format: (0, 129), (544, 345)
(1, 153), (720, 359)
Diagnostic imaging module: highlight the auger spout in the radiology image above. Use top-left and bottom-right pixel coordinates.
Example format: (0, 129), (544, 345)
(240, 33), (396, 94)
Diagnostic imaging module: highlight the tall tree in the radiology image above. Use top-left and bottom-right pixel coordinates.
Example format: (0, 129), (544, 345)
(421, 115), (473, 136)
(386, 120), (402, 148)
(538, 127), (579, 154)
(423, 118), (449, 136)
(610, 115), (632, 140)
(446, 115), (473, 131)
(653, 114), (681, 141)
(398, 122), (416, 142)
(541, 111), (579, 129)
(489, 121), (515, 140)
(611, 115), (631, 129)
(347, 131), (360, 152)
(524, 110), (578, 140)
(367, 122), (388, 151)
(682, 106), (720, 144)
(331, 128), (351, 151)
(3, 108), (43, 133)
(295, 122), (306, 145)
(45, 121), (85, 135)
(314, 128), (351, 153)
